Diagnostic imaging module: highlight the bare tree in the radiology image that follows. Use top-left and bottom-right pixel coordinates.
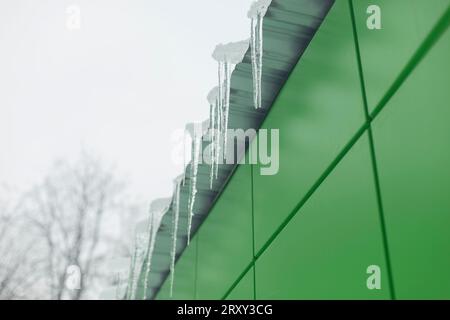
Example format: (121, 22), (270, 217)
(0, 185), (43, 299)
(22, 153), (138, 299)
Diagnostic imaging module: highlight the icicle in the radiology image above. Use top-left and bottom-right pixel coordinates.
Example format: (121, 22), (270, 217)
(187, 145), (198, 246)
(186, 121), (209, 246)
(212, 40), (249, 154)
(248, 0), (271, 109)
(215, 94), (221, 179)
(207, 87), (219, 189)
(250, 17), (258, 110)
(126, 249), (136, 299)
(182, 131), (187, 186)
(142, 197), (172, 300)
(216, 61), (224, 173)
(142, 212), (155, 300)
(256, 14), (263, 109)
(209, 103), (215, 188)
(222, 61), (231, 150)
(185, 123), (198, 242)
(185, 123), (195, 222)
(170, 174), (183, 297)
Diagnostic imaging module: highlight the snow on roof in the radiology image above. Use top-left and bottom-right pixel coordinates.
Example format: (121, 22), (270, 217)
(247, 0), (272, 18)
(149, 197), (172, 224)
(212, 39), (250, 64)
(150, 197), (171, 215)
(207, 86), (219, 105)
(185, 120), (210, 138)
(173, 173), (184, 185)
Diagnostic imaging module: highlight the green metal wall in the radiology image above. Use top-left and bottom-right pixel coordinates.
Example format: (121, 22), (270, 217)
(156, 0), (450, 300)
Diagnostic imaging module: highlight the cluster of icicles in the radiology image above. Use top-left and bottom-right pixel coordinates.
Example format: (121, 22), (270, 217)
(106, 0), (272, 300)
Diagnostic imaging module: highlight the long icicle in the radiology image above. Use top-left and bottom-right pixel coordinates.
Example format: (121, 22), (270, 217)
(169, 176), (182, 297)
(126, 247), (137, 300)
(248, 0), (271, 109)
(215, 94), (222, 179)
(256, 12), (263, 109)
(222, 61), (232, 153)
(182, 131), (187, 186)
(142, 210), (155, 300)
(250, 17), (258, 109)
(187, 120), (209, 245)
(216, 61), (224, 178)
(212, 40), (249, 168)
(209, 102), (216, 189)
(187, 133), (200, 246)
(207, 87), (219, 188)
(129, 235), (140, 300)
(185, 124), (195, 222)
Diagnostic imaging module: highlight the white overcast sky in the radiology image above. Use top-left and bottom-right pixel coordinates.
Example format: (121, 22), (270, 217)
(0, 0), (254, 200)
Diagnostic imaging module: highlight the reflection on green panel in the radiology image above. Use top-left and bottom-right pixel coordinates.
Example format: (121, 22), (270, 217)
(256, 135), (391, 299)
(196, 164), (253, 299)
(352, 0), (450, 111)
(253, 0), (365, 252)
(372, 30), (450, 299)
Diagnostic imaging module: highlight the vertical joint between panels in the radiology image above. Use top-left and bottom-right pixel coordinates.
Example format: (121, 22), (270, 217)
(348, 0), (396, 299)
(250, 164), (257, 300)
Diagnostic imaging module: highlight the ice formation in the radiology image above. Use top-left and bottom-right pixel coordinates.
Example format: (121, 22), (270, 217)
(186, 121), (209, 246)
(185, 122), (196, 238)
(142, 197), (172, 300)
(169, 174), (183, 297)
(212, 40), (250, 152)
(207, 87), (220, 188)
(248, 0), (272, 109)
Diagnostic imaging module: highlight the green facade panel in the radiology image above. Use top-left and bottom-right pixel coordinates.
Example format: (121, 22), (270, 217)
(252, 0), (366, 252)
(353, 0), (450, 112)
(372, 30), (450, 299)
(154, 236), (197, 300)
(255, 135), (391, 299)
(171, 236), (198, 299)
(196, 164), (253, 299)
